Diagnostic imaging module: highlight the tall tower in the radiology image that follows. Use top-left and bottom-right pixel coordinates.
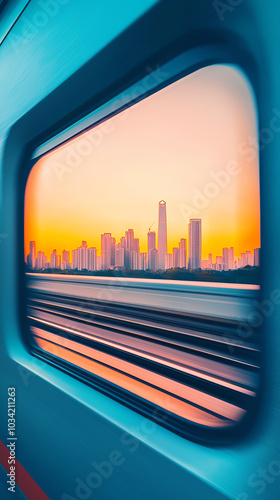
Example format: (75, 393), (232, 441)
(158, 200), (167, 270)
(147, 231), (157, 270)
(229, 247), (234, 270)
(27, 241), (36, 268)
(88, 247), (97, 271)
(101, 233), (115, 270)
(173, 247), (180, 268)
(254, 248), (260, 266)
(125, 229), (136, 270)
(78, 241), (88, 270)
(62, 250), (70, 269)
(188, 219), (201, 269)
(179, 238), (187, 268)
(50, 249), (57, 269)
(222, 247), (229, 271)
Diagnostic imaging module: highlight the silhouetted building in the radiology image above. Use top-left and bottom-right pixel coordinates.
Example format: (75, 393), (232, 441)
(50, 249), (58, 268)
(147, 231), (157, 270)
(138, 253), (147, 270)
(173, 247), (180, 268)
(115, 244), (125, 268)
(27, 241), (36, 268)
(254, 248), (260, 266)
(188, 219), (201, 269)
(101, 233), (115, 269)
(165, 254), (173, 269)
(179, 238), (187, 268)
(88, 247), (97, 271)
(158, 201), (167, 270)
(62, 250), (70, 269)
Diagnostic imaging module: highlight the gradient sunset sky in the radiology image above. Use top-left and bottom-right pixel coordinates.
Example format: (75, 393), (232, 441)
(25, 64), (260, 262)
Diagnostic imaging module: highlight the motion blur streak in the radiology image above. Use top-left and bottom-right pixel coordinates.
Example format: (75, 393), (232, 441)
(33, 336), (232, 427)
(27, 274), (260, 429)
(32, 327), (245, 421)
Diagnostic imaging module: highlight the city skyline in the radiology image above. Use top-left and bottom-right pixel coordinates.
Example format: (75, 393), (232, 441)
(25, 65), (260, 262)
(26, 201), (260, 272)
(25, 236), (260, 272)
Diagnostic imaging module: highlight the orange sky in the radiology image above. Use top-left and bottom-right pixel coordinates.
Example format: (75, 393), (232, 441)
(25, 64), (260, 262)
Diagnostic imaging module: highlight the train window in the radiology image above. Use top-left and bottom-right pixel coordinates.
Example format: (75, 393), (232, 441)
(24, 64), (261, 442)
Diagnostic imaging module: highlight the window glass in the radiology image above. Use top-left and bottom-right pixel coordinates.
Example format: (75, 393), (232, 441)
(24, 65), (261, 436)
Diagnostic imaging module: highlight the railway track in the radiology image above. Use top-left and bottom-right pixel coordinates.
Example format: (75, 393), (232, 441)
(27, 288), (260, 431)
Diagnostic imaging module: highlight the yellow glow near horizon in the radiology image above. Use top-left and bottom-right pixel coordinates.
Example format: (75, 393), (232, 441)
(25, 64), (260, 263)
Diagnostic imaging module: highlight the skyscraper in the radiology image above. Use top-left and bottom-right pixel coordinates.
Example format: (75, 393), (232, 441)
(62, 250), (70, 269)
(27, 241), (36, 268)
(50, 249), (57, 268)
(138, 253), (147, 270)
(131, 237), (140, 270)
(101, 233), (115, 270)
(96, 256), (102, 270)
(165, 254), (173, 269)
(229, 247), (234, 270)
(254, 248), (260, 266)
(125, 229), (134, 251)
(115, 243), (125, 268)
(241, 251), (254, 267)
(179, 238), (187, 268)
(78, 241), (88, 270)
(173, 247), (180, 268)
(216, 255), (223, 271)
(35, 251), (46, 270)
(188, 219), (201, 269)
(222, 247), (234, 270)
(158, 200), (167, 270)
(147, 231), (157, 270)
(88, 247), (97, 271)
(125, 229), (136, 269)
(222, 248), (229, 271)
(72, 248), (78, 269)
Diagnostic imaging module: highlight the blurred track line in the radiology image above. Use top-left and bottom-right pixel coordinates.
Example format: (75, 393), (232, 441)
(26, 277), (260, 429)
